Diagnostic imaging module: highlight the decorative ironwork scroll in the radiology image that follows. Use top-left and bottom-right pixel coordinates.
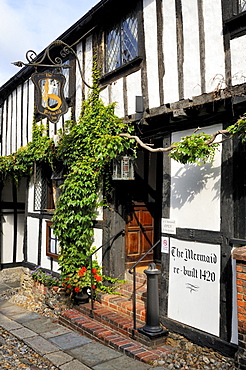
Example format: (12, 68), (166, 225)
(13, 40), (91, 123)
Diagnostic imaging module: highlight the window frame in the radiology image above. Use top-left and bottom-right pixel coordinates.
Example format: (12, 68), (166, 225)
(33, 163), (55, 212)
(223, 0), (246, 39)
(105, 10), (139, 74)
(99, 2), (143, 86)
(46, 220), (59, 259)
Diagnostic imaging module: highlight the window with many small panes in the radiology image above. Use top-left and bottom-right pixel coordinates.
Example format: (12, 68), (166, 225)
(105, 10), (138, 74)
(46, 221), (59, 258)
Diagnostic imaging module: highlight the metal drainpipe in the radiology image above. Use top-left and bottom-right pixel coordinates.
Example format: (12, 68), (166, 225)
(138, 263), (167, 338)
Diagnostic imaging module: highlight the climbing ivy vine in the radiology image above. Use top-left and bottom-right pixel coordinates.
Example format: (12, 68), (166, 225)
(52, 68), (134, 278)
(1, 61), (246, 285)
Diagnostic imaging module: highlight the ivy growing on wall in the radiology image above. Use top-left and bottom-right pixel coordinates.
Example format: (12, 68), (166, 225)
(52, 68), (134, 279)
(0, 61), (246, 284)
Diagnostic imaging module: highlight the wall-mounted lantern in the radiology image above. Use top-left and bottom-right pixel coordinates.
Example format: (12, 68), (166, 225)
(112, 156), (135, 180)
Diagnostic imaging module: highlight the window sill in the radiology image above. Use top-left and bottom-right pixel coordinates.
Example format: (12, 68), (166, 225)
(99, 57), (142, 86)
(224, 11), (246, 39)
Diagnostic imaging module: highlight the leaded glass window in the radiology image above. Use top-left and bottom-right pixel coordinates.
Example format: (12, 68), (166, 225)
(34, 163), (54, 211)
(106, 12), (138, 73)
(238, 0), (246, 12)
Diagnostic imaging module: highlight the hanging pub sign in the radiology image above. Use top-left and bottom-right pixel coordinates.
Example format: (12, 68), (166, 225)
(31, 71), (68, 124)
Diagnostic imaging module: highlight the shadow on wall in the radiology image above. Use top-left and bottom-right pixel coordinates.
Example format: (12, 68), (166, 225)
(171, 163), (221, 210)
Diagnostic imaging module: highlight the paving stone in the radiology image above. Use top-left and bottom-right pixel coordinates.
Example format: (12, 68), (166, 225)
(22, 316), (61, 333)
(0, 301), (27, 317)
(92, 354), (151, 369)
(44, 350), (74, 366)
(42, 326), (73, 339)
(60, 359), (91, 370)
(10, 326), (38, 339)
(13, 311), (43, 323)
(48, 331), (92, 350)
(66, 341), (122, 367)
(23, 335), (59, 356)
(0, 315), (23, 331)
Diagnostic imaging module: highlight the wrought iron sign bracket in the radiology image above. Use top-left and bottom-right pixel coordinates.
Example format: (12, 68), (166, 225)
(12, 40), (91, 89)
(12, 40), (91, 124)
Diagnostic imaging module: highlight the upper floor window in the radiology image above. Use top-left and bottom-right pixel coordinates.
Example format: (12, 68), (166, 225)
(105, 11), (138, 74)
(238, 0), (246, 13)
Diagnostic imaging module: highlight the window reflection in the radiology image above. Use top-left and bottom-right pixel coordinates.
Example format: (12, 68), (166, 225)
(106, 12), (138, 73)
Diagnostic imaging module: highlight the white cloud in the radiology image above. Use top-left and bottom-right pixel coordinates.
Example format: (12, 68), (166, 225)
(0, 0), (99, 86)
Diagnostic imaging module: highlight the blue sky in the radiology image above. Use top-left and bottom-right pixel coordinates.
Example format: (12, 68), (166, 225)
(0, 0), (99, 86)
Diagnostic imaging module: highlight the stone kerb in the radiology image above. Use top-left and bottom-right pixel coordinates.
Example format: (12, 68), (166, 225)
(232, 246), (246, 370)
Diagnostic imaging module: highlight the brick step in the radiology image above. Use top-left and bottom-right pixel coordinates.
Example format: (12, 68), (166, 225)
(75, 300), (145, 338)
(115, 281), (147, 303)
(59, 308), (171, 365)
(125, 271), (147, 286)
(97, 291), (146, 322)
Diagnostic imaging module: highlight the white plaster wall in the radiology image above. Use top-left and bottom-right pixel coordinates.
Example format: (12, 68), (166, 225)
(28, 80), (34, 143)
(12, 89), (17, 153)
(2, 100), (7, 156)
(0, 204), (23, 264)
(163, 0), (179, 104)
(95, 187), (103, 221)
(203, 0), (225, 92)
(170, 124), (222, 231)
(182, 0), (201, 98)
(111, 78), (124, 118)
(17, 214), (25, 262)
(22, 80), (29, 146)
(143, 0), (160, 109)
(16, 85), (22, 150)
(126, 70), (142, 116)
(231, 35), (246, 86)
(1, 213), (14, 263)
(27, 180), (35, 213)
(92, 228), (103, 267)
(84, 36), (93, 100)
(75, 41), (83, 122)
(7, 95), (11, 155)
(27, 217), (39, 265)
(100, 86), (109, 106)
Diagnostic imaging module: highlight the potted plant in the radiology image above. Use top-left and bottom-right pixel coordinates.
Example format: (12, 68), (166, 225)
(62, 265), (103, 304)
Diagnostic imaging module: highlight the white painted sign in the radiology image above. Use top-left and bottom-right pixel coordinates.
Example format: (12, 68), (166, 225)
(168, 238), (220, 336)
(161, 236), (169, 254)
(162, 218), (176, 234)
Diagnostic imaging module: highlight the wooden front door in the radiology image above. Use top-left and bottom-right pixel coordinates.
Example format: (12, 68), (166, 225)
(125, 203), (154, 267)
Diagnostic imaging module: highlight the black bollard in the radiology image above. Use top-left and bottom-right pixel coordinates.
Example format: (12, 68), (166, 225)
(138, 263), (167, 338)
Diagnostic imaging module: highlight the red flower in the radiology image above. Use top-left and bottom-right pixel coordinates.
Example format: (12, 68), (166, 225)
(78, 270), (84, 277)
(81, 267), (87, 272)
(95, 275), (102, 282)
(62, 283), (66, 287)
(91, 268), (97, 274)
(92, 285), (96, 290)
(74, 287), (80, 293)
(67, 284), (72, 289)
(65, 277), (69, 280)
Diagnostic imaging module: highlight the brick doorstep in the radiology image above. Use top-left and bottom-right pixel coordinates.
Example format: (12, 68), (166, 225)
(59, 308), (172, 364)
(75, 300), (144, 337)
